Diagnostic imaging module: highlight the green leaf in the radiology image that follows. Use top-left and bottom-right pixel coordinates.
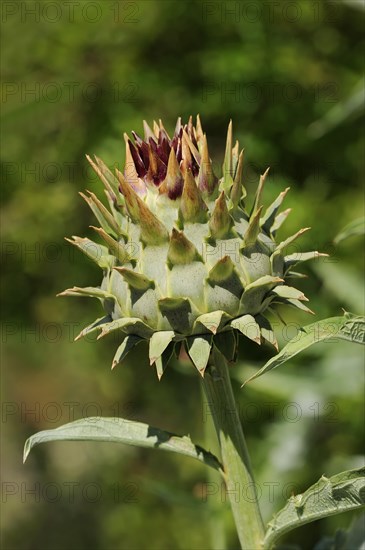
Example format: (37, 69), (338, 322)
(263, 467), (365, 549)
(23, 417), (223, 473)
(244, 313), (365, 385)
(334, 217), (365, 244)
(313, 513), (365, 550)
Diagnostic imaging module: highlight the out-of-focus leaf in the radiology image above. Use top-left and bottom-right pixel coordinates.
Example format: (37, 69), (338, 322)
(334, 218), (365, 244)
(313, 513), (365, 549)
(243, 313), (365, 385)
(23, 417), (223, 473)
(308, 82), (364, 139)
(313, 261), (365, 312)
(263, 467), (365, 549)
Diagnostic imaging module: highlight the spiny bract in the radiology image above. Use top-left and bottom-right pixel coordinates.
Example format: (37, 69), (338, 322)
(61, 116), (325, 378)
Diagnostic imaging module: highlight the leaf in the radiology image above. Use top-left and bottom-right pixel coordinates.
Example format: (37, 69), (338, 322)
(313, 513), (365, 550)
(23, 417), (223, 474)
(263, 467), (365, 549)
(334, 217), (365, 244)
(244, 313), (365, 385)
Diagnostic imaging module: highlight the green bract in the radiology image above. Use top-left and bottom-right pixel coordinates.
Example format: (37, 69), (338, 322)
(61, 117), (324, 377)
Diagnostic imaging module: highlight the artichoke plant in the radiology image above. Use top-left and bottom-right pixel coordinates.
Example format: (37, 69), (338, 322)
(61, 116), (321, 377)
(26, 116), (365, 550)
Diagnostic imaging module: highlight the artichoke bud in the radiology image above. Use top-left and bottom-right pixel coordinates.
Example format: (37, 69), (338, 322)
(64, 117), (324, 378)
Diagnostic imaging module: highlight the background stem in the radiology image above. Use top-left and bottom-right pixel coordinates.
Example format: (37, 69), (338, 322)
(202, 347), (265, 549)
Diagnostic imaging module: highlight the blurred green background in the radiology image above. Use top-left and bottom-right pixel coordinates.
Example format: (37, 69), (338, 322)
(1, 1), (364, 548)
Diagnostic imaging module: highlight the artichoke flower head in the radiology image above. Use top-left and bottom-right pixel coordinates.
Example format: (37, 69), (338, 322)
(61, 116), (324, 378)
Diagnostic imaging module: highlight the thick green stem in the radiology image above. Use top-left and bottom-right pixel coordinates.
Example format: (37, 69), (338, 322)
(202, 347), (265, 549)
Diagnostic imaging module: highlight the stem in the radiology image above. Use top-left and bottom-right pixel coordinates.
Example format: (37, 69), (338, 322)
(200, 384), (228, 550)
(202, 347), (265, 549)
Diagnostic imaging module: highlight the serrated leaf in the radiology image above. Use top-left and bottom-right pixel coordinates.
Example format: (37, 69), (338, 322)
(263, 467), (365, 549)
(186, 335), (213, 375)
(244, 313), (365, 385)
(23, 417), (223, 473)
(112, 335), (143, 369)
(334, 217), (365, 244)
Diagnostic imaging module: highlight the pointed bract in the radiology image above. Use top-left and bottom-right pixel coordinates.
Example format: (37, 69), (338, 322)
(208, 256), (235, 284)
(112, 335), (143, 369)
(143, 120), (156, 142)
(222, 120), (233, 189)
(231, 314), (261, 344)
(197, 134), (217, 195)
(114, 267), (155, 291)
(186, 335), (212, 376)
(116, 169), (169, 245)
(209, 191), (233, 239)
(252, 167), (270, 216)
(261, 187), (290, 233)
(91, 226), (128, 264)
(168, 228), (202, 265)
(149, 331), (175, 366)
(230, 150), (246, 207)
(243, 206), (263, 246)
(160, 147), (184, 199)
(79, 190), (122, 238)
(180, 169), (208, 223)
